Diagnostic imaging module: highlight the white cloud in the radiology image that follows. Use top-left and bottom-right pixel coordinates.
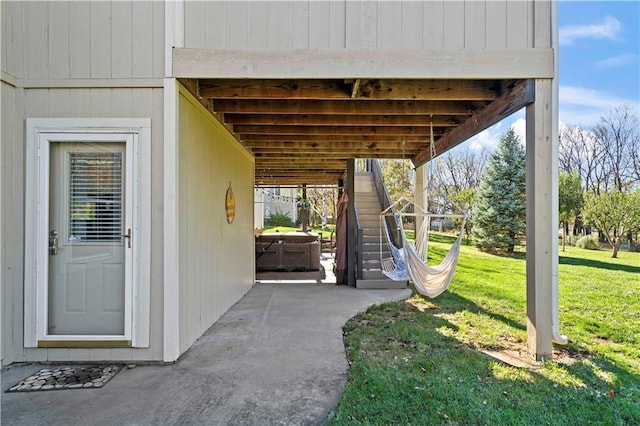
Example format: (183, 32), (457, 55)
(510, 118), (527, 144)
(559, 85), (640, 127)
(466, 111), (526, 152)
(559, 16), (621, 46)
(594, 53), (639, 71)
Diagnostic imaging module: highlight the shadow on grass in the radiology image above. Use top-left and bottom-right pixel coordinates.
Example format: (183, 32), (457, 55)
(333, 295), (640, 425)
(435, 290), (527, 332)
(559, 255), (640, 274)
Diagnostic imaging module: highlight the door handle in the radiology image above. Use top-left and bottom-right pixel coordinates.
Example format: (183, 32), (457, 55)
(49, 230), (59, 255)
(121, 228), (132, 248)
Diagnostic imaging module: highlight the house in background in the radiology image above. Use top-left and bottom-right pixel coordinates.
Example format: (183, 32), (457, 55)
(254, 186), (298, 230)
(2, 0), (562, 365)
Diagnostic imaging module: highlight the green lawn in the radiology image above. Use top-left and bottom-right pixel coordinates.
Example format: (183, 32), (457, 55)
(261, 224), (335, 240)
(329, 236), (640, 425)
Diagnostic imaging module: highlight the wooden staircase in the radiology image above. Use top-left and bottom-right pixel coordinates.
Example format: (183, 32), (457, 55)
(355, 172), (408, 289)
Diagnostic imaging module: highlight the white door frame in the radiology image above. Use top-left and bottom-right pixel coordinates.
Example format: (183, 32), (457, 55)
(25, 118), (151, 348)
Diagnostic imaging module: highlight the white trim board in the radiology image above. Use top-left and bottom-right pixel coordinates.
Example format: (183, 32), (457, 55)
(173, 48), (555, 79)
(24, 118), (152, 349)
(16, 78), (164, 89)
(163, 78), (180, 362)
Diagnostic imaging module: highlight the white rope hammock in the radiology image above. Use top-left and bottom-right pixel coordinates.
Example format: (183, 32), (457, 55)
(377, 115), (468, 298)
(379, 198), (468, 298)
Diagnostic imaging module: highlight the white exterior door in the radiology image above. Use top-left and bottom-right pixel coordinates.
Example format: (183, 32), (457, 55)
(48, 142), (128, 336)
(25, 119), (152, 350)
(34, 132), (135, 345)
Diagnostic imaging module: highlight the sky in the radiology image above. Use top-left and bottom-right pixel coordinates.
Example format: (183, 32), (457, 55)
(466, 0), (640, 151)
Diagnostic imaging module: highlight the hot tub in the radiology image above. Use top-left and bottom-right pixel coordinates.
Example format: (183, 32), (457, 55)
(255, 232), (321, 271)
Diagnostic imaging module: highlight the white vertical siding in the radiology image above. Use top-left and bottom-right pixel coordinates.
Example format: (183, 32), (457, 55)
(2, 88), (164, 365)
(69, 2), (91, 78)
(401, 2), (424, 49)
(443, 1), (465, 49)
(422, 1), (444, 49)
(177, 87), (255, 355)
(12, 1), (164, 80)
(181, 0), (549, 52)
(486, 1), (508, 48)
(465, 1), (487, 49)
(48, 2), (70, 79)
(506, 0), (531, 48)
(111, 2), (133, 78)
(1, 82), (24, 366)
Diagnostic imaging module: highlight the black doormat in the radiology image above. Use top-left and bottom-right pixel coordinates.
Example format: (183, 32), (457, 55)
(6, 365), (123, 392)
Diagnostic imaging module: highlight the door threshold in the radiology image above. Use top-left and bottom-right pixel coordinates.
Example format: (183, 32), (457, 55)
(38, 340), (132, 348)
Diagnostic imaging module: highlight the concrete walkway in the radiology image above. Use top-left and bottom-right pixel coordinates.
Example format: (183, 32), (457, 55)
(2, 283), (410, 425)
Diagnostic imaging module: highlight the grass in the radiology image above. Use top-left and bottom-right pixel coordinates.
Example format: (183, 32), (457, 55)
(328, 235), (640, 425)
(261, 224), (336, 240)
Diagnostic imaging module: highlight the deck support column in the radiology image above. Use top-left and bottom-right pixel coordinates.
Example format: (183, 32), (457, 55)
(414, 164), (428, 235)
(347, 159), (356, 287)
(525, 79), (555, 361)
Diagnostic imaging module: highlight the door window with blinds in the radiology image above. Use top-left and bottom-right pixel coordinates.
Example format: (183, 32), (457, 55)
(68, 151), (124, 243)
(25, 119), (152, 349)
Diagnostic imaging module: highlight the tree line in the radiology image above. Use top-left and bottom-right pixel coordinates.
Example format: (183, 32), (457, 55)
(381, 105), (640, 258)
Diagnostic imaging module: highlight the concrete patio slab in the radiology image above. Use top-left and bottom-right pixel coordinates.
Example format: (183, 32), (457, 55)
(2, 282), (410, 425)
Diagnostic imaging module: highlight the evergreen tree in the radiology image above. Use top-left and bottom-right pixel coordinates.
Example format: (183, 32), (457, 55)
(472, 128), (526, 252)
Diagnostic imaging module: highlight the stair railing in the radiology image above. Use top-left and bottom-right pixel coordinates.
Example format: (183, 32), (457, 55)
(369, 159), (403, 248)
(355, 205), (363, 280)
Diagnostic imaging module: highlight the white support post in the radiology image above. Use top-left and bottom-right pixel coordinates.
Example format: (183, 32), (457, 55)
(525, 79), (554, 361)
(414, 164), (428, 234)
(163, 78), (180, 362)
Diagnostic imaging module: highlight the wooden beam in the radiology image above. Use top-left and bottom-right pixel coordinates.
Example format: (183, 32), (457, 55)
(173, 48), (554, 79)
(250, 148), (418, 156)
(246, 141), (429, 149)
(213, 99), (481, 115)
(253, 152), (403, 159)
(257, 171), (345, 177)
(412, 79), (535, 166)
(241, 134), (431, 142)
(353, 79), (500, 100)
(351, 79), (361, 98)
(256, 178), (340, 185)
(223, 113), (462, 126)
(255, 163), (346, 169)
(234, 125), (438, 135)
(201, 78), (501, 101)
(255, 159), (346, 167)
(200, 79), (351, 99)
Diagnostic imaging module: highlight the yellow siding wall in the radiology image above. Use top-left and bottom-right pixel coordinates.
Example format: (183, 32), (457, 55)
(177, 87), (255, 355)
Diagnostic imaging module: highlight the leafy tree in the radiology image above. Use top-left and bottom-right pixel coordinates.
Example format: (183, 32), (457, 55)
(380, 159), (414, 205)
(558, 172), (584, 251)
(582, 189), (640, 258)
(472, 128), (526, 253)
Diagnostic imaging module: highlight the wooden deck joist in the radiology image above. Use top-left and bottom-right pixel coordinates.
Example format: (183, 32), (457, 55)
(413, 79), (535, 166)
(213, 99), (483, 115)
(222, 114), (462, 126)
(200, 79), (501, 101)
(179, 77), (531, 185)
